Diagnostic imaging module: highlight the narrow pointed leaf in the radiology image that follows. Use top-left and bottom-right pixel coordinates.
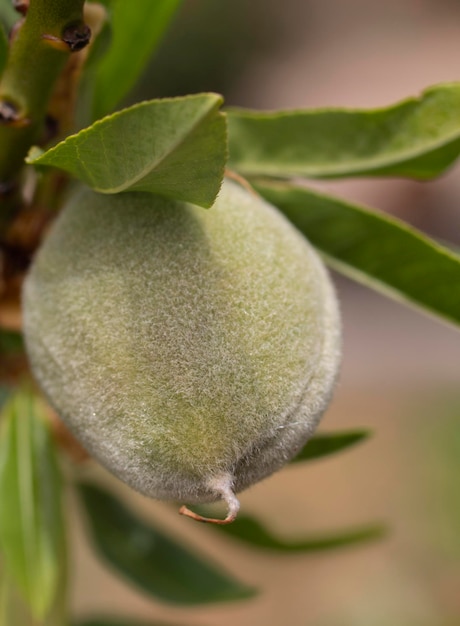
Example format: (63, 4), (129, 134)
(228, 83), (460, 180)
(291, 430), (370, 464)
(92, 0), (183, 119)
(212, 513), (385, 552)
(0, 567), (66, 626)
(0, 573), (34, 626)
(27, 94), (227, 208)
(256, 180), (460, 328)
(0, 390), (66, 620)
(78, 483), (255, 606)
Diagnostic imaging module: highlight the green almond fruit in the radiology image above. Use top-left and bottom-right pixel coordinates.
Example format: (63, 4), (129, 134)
(23, 179), (341, 523)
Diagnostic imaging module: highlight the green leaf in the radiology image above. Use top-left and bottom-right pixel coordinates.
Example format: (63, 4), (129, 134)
(211, 513), (385, 552)
(0, 573), (32, 626)
(77, 482), (256, 606)
(256, 180), (460, 328)
(27, 94), (227, 208)
(92, 0), (183, 120)
(291, 430), (370, 464)
(227, 83), (460, 180)
(0, 390), (66, 621)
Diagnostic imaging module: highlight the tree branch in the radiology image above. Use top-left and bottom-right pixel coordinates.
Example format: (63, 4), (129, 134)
(0, 0), (89, 191)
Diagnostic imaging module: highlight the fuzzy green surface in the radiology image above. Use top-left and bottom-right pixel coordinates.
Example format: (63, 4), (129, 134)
(23, 180), (341, 503)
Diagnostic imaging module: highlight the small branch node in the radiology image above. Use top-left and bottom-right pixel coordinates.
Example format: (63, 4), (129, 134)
(43, 23), (91, 54)
(12, 0), (29, 16)
(0, 181), (19, 198)
(62, 21), (91, 52)
(0, 101), (30, 128)
(0, 100), (19, 123)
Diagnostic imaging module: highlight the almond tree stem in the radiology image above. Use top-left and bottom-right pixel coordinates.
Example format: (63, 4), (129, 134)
(0, 0), (89, 194)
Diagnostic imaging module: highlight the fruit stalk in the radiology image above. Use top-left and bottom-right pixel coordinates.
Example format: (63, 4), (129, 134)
(0, 0), (89, 197)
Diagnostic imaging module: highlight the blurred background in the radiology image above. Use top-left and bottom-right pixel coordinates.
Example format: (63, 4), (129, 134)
(72, 1), (460, 624)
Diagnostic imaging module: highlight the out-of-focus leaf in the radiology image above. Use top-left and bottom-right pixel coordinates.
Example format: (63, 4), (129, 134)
(227, 83), (460, 180)
(0, 568), (66, 626)
(0, 386), (9, 412)
(92, 0), (183, 119)
(0, 0), (17, 32)
(78, 482), (256, 606)
(0, 329), (24, 355)
(0, 22), (7, 75)
(0, 572), (33, 626)
(74, 2), (111, 129)
(291, 430), (370, 464)
(256, 180), (460, 328)
(212, 513), (385, 552)
(73, 620), (183, 626)
(0, 390), (66, 620)
(27, 94), (226, 208)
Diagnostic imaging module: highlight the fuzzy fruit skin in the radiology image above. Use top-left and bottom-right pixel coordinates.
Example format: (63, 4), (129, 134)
(23, 180), (341, 505)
